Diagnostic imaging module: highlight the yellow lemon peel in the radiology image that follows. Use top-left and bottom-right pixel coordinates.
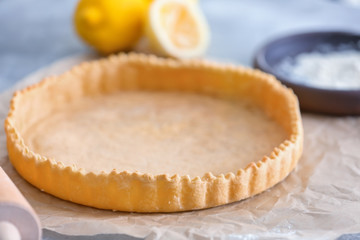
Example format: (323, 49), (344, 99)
(74, 0), (147, 54)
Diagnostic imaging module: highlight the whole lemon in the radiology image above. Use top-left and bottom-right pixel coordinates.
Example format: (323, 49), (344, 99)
(74, 0), (148, 54)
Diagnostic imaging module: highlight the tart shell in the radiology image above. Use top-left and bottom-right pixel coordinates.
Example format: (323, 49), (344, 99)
(5, 53), (303, 212)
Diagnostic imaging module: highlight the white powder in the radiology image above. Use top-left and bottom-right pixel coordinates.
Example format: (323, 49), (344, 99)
(278, 50), (360, 90)
(340, 0), (360, 7)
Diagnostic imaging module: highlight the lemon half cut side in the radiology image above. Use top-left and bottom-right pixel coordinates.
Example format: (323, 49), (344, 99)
(146, 0), (210, 59)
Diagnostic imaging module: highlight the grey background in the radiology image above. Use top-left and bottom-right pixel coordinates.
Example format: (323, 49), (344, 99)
(1, 0), (360, 239)
(1, 0), (360, 93)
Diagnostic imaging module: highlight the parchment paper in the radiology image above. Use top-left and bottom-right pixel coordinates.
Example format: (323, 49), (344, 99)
(1, 55), (359, 239)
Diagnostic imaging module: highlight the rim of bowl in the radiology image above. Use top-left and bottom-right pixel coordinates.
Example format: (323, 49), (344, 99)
(253, 30), (360, 94)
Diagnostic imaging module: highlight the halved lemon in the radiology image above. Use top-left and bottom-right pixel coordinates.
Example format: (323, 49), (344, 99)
(145, 0), (210, 59)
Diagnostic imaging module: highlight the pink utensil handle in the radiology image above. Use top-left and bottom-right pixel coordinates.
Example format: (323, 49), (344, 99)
(0, 167), (41, 240)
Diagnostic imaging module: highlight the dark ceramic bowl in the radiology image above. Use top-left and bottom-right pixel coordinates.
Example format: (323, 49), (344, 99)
(253, 31), (360, 115)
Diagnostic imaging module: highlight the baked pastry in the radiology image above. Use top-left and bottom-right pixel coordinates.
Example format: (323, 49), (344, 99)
(5, 53), (303, 212)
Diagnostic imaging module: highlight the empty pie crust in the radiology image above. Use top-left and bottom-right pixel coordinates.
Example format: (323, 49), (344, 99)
(5, 53), (303, 212)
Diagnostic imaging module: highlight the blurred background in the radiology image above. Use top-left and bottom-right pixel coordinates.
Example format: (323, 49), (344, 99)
(1, 0), (360, 92)
(1, 1), (360, 239)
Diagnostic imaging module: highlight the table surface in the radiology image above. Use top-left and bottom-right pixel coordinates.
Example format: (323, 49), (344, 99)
(1, 0), (360, 239)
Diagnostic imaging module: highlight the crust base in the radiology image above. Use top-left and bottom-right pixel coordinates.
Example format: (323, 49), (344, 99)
(5, 54), (303, 212)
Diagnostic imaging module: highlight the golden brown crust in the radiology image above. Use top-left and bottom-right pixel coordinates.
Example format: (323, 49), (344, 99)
(4, 53), (303, 212)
